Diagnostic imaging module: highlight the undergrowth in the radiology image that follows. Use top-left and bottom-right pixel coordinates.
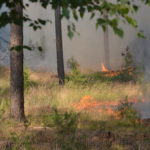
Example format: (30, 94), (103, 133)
(117, 97), (140, 126)
(65, 55), (136, 85)
(24, 68), (37, 89)
(1, 104), (149, 150)
(0, 64), (148, 150)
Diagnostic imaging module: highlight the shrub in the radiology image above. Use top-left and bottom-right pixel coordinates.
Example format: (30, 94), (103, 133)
(117, 97), (139, 125)
(66, 57), (86, 84)
(52, 108), (79, 135)
(67, 57), (80, 73)
(121, 47), (134, 68)
(0, 99), (10, 119)
(24, 68), (31, 89)
(112, 71), (134, 82)
(9, 132), (32, 150)
(42, 108), (82, 150)
(24, 68), (37, 89)
(52, 109), (80, 150)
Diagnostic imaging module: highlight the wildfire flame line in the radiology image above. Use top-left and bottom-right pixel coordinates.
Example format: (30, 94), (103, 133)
(101, 63), (134, 77)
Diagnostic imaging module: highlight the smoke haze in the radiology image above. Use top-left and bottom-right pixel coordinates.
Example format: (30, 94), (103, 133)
(0, 2), (150, 73)
(1, 1), (150, 118)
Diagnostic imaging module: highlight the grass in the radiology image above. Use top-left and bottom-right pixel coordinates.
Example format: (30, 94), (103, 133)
(0, 67), (150, 150)
(24, 70), (141, 115)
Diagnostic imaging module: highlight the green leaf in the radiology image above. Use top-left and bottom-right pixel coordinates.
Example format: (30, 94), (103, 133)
(125, 16), (137, 28)
(114, 27), (124, 38)
(72, 9), (78, 21)
(11, 45), (32, 51)
(62, 8), (70, 19)
(38, 19), (46, 25)
(137, 31), (146, 39)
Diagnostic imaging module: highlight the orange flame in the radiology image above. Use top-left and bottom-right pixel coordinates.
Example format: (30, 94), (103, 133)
(73, 95), (142, 118)
(73, 96), (119, 117)
(101, 63), (120, 77)
(101, 63), (133, 77)
(101, 63), (109, 72)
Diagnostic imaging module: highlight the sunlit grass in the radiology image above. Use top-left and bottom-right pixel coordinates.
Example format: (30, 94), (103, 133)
(0, 67), (143, 117)
(25, 80), (141, 115)
(1, 67), (150, 150)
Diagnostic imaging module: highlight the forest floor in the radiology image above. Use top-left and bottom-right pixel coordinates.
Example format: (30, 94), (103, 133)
(0, 67), (150, 150)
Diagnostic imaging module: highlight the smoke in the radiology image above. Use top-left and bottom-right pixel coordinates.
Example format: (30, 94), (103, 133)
(22, 2), (128, 72)
(1, 1), (150, 118)
(0, 1), (150, 73)
(22, 2), (150, 119)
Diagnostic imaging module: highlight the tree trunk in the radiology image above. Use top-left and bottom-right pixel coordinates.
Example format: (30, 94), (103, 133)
(55, 6), (65, 85)
(10, 1), (25, 121)
(103, 13), (111, 70)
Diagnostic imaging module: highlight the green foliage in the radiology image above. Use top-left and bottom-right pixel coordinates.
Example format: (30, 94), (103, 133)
(24, 69), (31, 89)
(121, 47), (134, 68)
(53, 109), (80, 150)
(137, 31), (146, 39)
(52, 108), (79, 134)
(9, 132), (33, 150)
(145, 0), (150, 5)
(0, 0), (149, 38)
(66, 71), (134, 85)
(24, 69), (37, 89)
(89, 71), (134, 83)
(42, 114), (54, 128)
(112, 71), (134, 82)
(66, 57), (86, 84)
(43, 108), (82, 150)
(0, 98), (9, 119)
(67, 57), (79, 73)
(117, 97), (139, 125)
(0, 1), (51, 29)
(65, 55), (135, 85)
(59, 0), (147, 38)
(10, 45), (32, 51)
(118, 47), (136, 82)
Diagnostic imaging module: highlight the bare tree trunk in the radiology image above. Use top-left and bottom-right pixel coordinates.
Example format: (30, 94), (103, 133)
(103, 13), (111, 69)
(10, 1), (25, 121)
(55, 6), (65, 85)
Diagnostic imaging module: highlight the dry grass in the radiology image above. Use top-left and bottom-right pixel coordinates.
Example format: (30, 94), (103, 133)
(25, 71), (142, 116)
(1, 67), (150, 150)
(0, 68), (142, 116)
(0, 68), (9, 89)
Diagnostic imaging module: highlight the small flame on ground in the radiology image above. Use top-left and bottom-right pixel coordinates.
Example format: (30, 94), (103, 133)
(101, 63), (120, 77)
(101, 63), (134, 77)
(101, 63), (109, 72)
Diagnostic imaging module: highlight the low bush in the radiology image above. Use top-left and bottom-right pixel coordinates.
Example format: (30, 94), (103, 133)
(24, 68), (37, 89)
(117, 97), (139, 126)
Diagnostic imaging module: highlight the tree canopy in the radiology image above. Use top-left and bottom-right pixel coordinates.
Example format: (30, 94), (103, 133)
(0, 0), (150, 37)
